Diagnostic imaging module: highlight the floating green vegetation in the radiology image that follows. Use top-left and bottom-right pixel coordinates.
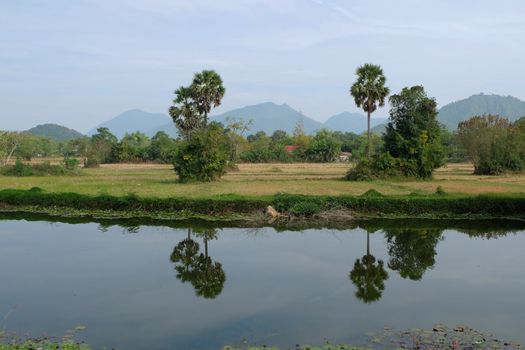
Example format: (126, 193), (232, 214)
(224, 324), (522, 350)
(0, 327), (90, 350)
(0, 340), (90, 350)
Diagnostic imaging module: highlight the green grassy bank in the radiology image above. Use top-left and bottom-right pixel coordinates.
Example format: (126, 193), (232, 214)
(1, 188), (524, 221)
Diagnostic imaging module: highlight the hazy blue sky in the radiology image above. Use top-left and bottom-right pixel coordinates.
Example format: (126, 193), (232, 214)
(1, 0), (524, 132)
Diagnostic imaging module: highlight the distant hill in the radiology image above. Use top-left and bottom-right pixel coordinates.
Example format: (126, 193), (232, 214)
(214, 102), (324, 135)
(151, 102), (325, 136)
(438, 94), (525, 129)
(324, 112), (387, 134)
(370, 123), (387, 135)
(91, 95), (525, 139)
(88, 109), (171, 139)
(27, 124), (84, 141)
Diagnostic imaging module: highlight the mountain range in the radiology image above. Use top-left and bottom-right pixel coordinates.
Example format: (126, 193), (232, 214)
(24, 94), (525, 140)
(88, 103), (390, 138)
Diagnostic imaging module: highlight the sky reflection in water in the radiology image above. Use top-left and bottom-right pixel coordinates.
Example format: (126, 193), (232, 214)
(0, 217), (524, 350)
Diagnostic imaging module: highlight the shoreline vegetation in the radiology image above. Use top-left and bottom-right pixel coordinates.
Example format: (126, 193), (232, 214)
(0, 187), (524, 223)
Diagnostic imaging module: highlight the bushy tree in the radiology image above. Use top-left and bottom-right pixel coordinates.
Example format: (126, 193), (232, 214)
(115, 132), (151, 162)
(86, 127), (118, 166)
(305, 129), (341, 162)
(173, 122), (231, 182)
(457, 115), (525, 174)
(149, 131), (178, 163)
(241, 131), (273, 162)
(333, 131), (362, 154)
(382, 86), (444, 178)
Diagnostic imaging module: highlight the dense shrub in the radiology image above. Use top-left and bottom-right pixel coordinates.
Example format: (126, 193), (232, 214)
(173, 123), (232, 182)
(63, 156), (80, 170)
(305, 129), (341, 162)
(0, 159), (79, 176)
(290, 201), (321, 216)
(457, 115), (525, 175)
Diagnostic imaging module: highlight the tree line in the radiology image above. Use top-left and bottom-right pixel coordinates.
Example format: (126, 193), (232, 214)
(2, 66), (525, 178)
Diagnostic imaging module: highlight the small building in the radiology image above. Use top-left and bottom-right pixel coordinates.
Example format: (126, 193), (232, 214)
(284, 145), (299, 153)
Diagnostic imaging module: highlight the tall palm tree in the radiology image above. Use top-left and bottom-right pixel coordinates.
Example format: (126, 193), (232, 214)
(191, 70), (225, 125)
(350, 63), (390, 158)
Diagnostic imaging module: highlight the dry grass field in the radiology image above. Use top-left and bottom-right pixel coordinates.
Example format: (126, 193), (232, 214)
(1, 162), (524, 198)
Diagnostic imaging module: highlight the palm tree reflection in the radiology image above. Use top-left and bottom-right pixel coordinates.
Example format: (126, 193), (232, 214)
(349, 230), (388, 304)
(170, 227), (226, 299)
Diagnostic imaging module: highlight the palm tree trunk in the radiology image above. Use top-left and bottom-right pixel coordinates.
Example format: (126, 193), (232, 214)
(367, 110), (371, 159)
(187, 228), (191, 240)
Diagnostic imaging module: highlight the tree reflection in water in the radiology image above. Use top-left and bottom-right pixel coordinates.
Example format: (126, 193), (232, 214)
(384, 228), (443, 281)
(349, 230), (388, 304)
(170, 227), (226, 299)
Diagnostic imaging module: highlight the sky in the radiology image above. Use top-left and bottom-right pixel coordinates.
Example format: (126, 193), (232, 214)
(1, 0), (524, 133)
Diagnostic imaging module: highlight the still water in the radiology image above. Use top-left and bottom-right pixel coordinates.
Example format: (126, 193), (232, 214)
(0, 215), (524, 349)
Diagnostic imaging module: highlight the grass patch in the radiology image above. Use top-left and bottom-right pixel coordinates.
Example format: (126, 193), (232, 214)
(0, 162), (525, 199)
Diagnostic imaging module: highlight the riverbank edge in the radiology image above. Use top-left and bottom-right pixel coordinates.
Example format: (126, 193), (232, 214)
(1, 188), (525, 224)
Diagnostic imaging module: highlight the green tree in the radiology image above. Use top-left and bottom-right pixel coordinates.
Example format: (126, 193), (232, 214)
(242, 131), (272, 162)
(305, 129), (341, 162)
(149, 131), (177, 163)
(270, 130), (292, 145)
(383, 86), (444, 178)
(333, 131), (361, 154)
(115, 132), (151, 162)
(86, 127), (118, 166)
(457, 115), (524, 174)
(173, 122), (231, 182)
(350, 63), (390, 158)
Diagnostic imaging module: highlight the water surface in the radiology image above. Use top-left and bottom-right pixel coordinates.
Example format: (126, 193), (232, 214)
(0, 215), (524, 349)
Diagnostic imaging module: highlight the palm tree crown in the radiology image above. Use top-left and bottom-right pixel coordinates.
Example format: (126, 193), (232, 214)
(350, 63), (389, 158)
(191, 70), (225, 123)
